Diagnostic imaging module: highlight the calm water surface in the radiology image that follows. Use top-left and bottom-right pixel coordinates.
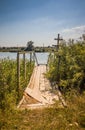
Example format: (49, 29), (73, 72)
(0, 52), (49, 64)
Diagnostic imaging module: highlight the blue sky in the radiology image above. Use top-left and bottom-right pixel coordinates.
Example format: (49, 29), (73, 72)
(0, 0), (85, 47)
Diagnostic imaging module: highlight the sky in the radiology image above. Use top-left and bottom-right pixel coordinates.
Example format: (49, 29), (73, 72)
(0, 0), (85, 47)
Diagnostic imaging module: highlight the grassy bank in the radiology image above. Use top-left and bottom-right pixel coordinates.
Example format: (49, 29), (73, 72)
(0, 90), (85, 130)
(0, 58), (34, 111)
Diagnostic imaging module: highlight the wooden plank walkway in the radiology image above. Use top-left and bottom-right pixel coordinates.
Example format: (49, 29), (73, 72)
(18, 65), (64, 109)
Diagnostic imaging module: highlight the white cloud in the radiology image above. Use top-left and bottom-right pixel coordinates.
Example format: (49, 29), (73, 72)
(61, 25), (85, 40)
(62, 25), (85, 33)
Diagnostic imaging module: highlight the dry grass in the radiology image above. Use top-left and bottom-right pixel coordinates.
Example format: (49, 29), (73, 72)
(0, 91), (85, 130)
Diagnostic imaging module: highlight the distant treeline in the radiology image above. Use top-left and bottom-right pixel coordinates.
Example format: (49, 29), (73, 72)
(0, 46), (55, 52)
(0, 47), (25, 52)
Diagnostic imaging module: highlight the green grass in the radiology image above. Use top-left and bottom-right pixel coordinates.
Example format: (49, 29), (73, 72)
(0, 58), (34, 110)
(0, 91), (85, 130)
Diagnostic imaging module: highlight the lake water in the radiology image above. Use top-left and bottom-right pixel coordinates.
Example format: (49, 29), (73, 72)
(0, 52), (49, 64)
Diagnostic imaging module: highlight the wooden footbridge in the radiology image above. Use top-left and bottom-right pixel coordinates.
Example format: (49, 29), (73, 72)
(17, 34), (66, 109)
(17, 51), (66, 109)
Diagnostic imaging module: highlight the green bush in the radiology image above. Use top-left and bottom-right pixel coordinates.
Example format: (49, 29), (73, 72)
(47, 42), (85, 93)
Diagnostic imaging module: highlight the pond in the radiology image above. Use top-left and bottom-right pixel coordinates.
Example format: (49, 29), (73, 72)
(0, 52), (49, 64)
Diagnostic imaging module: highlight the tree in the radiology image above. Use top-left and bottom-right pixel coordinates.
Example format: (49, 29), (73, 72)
(24, 41), (34, 51)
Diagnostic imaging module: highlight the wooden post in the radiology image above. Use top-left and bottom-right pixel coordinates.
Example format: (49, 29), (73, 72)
(54, 34), (63, 51)
(30, 52), (32, 68)
(57, 55), (61, 83)
(30, 52), (32, 63)
(47, 52), (51, 71)
(33, 52), (38, 66)
(57, 34), (60, 50)
(32, 52), (35, 66)
(54, 34), (63, 83)
(32, 52), (34, 62)
(17, 52), (20, 100)
(23, 53), (26, 79)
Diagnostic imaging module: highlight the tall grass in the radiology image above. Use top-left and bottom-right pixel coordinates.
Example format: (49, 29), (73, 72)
(0, 58), (34, 112)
